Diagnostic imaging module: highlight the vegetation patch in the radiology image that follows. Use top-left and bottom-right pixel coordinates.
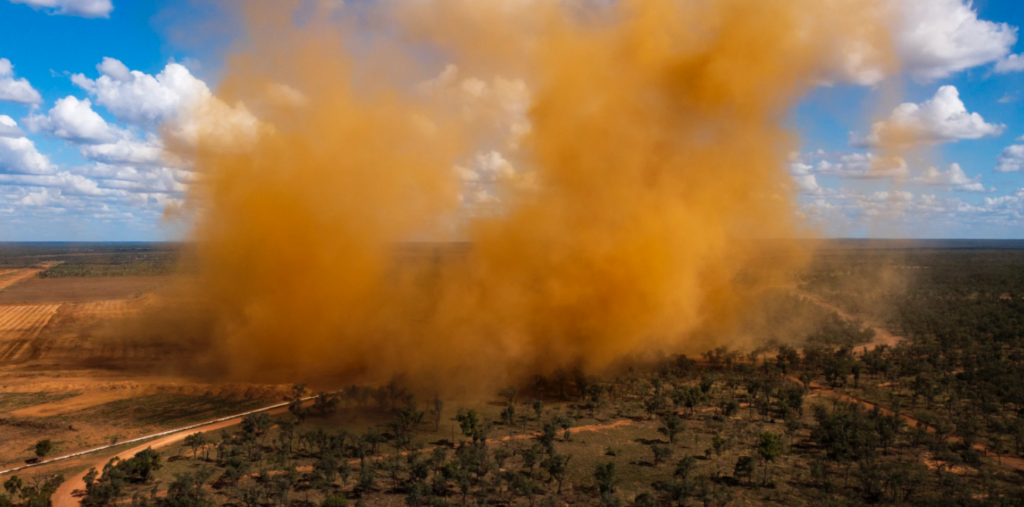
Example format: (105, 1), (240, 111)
(0, 392), (81, 413)
(78, 395), (270, 429)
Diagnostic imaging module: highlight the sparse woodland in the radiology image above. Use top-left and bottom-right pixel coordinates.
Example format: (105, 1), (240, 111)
(5, 244), (1024, 507)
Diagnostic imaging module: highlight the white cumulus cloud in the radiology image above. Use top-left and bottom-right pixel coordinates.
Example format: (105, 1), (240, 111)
(0, 58), (42, 104)
(894, 0), (1017, 82)
(73, 163), (192, 194)
(0, 115), (54, 175)
(855, 86), (1004, 147)
(7, 0), (113, 18)
(996, 145), (1024, 173)
(77, 137), (165, 166)
(800, 151), (909, 180)
(995, 54), (1024, 73)
(24, 96), (126, 144)
(0, 171), (118, 196)
(915, 163), (991, 192)
(72, 58), (210, 127)
(835, 0), (1017, 85)
(0, 114), (22, 138)
(788, 162), (821, 194)
(72, 58), (260, 149)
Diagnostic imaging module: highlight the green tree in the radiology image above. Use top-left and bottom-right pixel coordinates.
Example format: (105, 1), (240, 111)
(658, 414), (684, 444)
(594, 463), (616, 495)
(429, 396), (444, 432)
(532, 400), (544, 422)
(539, 422), (558, 452)
(651, 445), (673, 466)
(554, 415), (574, 441)
(321, 495), (348, 507)
(314, 392), (340, 417)
(756, 432), (782, 486)
(357, 464), (376, 492)
(290, 383), (308, 422)
(4, 476), (22, 499)
(776, 345), (800, 374)
(161, 468), (215, 507)
(711, 435), (727, 458)
(456, 410), (484, 443)
(511, 474), (539, 507)
(498, 386), (520, 405)
(540, 454), (573, 493)
(183, 433), (207, 460)
(501, 405), (516, 427)
(733, 457), (754, 485)
(362, 427), (385, 455)
(674, 455), (697, 484)
(242, 413), (272, 445)
(34, 440), (53, 459)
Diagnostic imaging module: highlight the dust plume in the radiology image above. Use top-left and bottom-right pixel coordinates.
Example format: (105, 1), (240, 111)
(169, 0), (896, 388)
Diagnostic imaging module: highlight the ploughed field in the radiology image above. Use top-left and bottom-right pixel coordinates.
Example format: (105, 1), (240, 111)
(0, 270), (165, 366)
(0, 244), (288, 469)
(0, 303), (61, 362)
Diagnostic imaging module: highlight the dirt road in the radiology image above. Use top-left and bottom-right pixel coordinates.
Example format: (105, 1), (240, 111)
(49, 403), (297, 507)
(50, 407), (641, 507)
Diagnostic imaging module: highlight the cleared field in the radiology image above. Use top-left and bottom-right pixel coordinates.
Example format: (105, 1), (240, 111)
(4, 293), (188, 369)
(72, 299), (138, 319)
(0, 268), (47, 292)
(0, 304), (61, 362)
(0, 276), (172, 304)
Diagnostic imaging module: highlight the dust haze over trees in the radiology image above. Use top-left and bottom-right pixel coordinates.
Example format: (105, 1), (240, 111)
(7, 242), (1024, 507)
(13, 243), (1024, 507)
(160, 0), (900, 389)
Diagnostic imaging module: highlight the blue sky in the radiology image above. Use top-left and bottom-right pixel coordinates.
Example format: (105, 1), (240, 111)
(1, 0), (1024, 240)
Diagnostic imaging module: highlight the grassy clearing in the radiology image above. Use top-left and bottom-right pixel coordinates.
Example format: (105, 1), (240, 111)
(0, 392), (81, 413)
(77, 394), (271, 429)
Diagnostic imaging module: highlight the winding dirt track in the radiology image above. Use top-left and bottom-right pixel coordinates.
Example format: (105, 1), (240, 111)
(799, 382), (1024, 472)
(792, 290), (1024, 472)
(794, 290), (901, 353)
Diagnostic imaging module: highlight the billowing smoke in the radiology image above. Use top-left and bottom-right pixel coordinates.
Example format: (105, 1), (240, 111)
(170, 0), (894, 388)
